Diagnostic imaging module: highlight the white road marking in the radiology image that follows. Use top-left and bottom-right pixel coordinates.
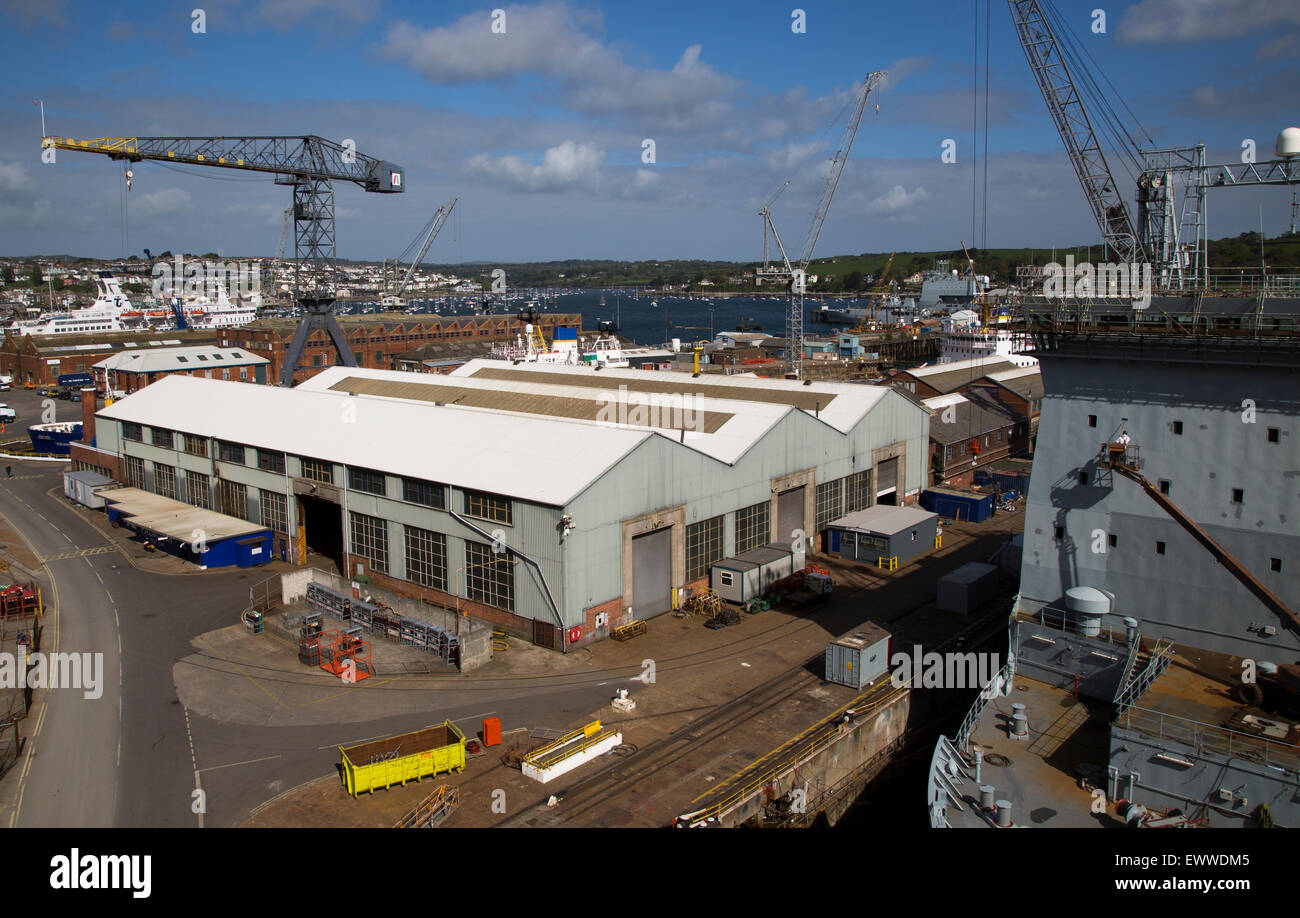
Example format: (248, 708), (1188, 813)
(197, 753), (283, 774)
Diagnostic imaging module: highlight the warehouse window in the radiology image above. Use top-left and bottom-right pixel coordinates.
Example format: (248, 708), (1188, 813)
(1172, 420), (1183, 435)
(1054, 525), (1063, 540)
(734, 502), (770, 555)
(719, 570), (734, 587)
(151, 427), (175, 450)
(259, 489), (287, 533)
(123, 454), (145, 489)
(217, 441), (245, 465)
(1267, 427), (1280, 443)
(182, 434), (208, 458)
(1087, 415), (1097, 428)
(219, 480), (248, 520)
(1078, 471), (1089, 485)
(686, 515), (725, 581)
(402, 477), (446, 509)
(815, 478), (844, 530)
(1231, 488), (1244, 504)
(121, 422), (143, 442)
(465, 489), (512, 525)
(348, 466), (386, 496)
(1272, 558), (1283, 573)
(1156, 541), (1166, 555)
(1159, 479), (1171, 495)
(300, 458), (333, 484)
(465, 540), (514, 611)
(257, 449), (286, 474)
(404, 525), (447, 590)
(350, 512), (388, 572)
(153, 463), (176, 500)
(844, 469), (873, 513)
(186, 471), (212, 510)
(1108, 533), (1118, 549)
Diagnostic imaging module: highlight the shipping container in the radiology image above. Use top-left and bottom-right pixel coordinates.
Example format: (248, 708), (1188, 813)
(921, 487), (995, 523)
(936, 562), (1001, 615)
(710, 544), (795, 603)
(827, 506), (938, 566)
(825, 623), (892, 689)
(339, 720), (466, 796)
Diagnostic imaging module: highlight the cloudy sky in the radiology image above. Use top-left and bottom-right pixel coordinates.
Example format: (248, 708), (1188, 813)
(1, 0), (1297, 263)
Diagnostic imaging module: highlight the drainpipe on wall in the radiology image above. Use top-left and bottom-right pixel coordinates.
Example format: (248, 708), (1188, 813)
(449, 508), (567, 642)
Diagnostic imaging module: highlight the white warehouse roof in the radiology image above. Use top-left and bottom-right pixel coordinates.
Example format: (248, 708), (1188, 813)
(99, 375), (650, 506)
(95, 345), (268, 374)
(100, 361), (919, 506)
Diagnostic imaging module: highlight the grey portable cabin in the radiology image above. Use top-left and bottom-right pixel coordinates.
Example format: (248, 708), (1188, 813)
(64, 469), (114, 509)
(710, 544), (796, 604)
(826, 506), (938, 566)
(825, 622), (892, 689)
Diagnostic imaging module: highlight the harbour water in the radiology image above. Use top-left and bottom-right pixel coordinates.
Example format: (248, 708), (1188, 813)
(337, 290), (880, 348)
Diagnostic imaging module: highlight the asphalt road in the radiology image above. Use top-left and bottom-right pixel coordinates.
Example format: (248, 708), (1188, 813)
(0, 461), (618, 827)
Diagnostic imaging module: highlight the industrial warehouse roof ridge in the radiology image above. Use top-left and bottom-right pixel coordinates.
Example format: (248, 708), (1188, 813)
(98, 375), (653, 506)
(298, 364), (805, 465)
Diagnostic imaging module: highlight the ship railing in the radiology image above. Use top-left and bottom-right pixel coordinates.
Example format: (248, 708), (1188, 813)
(955, 660), (1014, 753)
(1118, 705), (1300, 774)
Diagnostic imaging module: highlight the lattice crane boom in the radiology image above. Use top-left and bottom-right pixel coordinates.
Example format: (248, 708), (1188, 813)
(1008, 0), (1144, 266)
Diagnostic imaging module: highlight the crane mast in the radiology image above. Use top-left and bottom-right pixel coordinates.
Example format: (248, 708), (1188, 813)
(756, 71), (884, 379)
(386, 196), (459, 306)
(1007, 0), (1143, 266)
(42, 134), (404, 385)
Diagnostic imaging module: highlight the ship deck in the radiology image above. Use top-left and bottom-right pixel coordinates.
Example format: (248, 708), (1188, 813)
(947, 676), (1109, 828)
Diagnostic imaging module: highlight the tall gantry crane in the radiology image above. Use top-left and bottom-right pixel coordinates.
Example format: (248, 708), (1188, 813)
(1009, 0), (1300, 290)
(757, 70), (886, 378)
(41, 134), (404, 384)
(382, 196), (459, 309)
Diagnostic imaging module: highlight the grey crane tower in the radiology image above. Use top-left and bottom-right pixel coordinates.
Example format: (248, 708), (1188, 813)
(41, 134), (404, 384)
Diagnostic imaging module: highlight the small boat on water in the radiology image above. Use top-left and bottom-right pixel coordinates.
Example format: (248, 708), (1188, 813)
(29, 421), (83, 456)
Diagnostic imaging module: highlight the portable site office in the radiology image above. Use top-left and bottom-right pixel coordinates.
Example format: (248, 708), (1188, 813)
(826, 505), (939, 567)
(709, 543), (798, 604)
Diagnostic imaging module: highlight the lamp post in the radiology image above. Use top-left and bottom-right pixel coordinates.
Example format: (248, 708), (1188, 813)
(454, 557), (518, 637)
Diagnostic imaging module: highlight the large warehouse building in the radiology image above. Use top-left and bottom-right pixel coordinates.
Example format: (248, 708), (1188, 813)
(73, 359), (929, 649)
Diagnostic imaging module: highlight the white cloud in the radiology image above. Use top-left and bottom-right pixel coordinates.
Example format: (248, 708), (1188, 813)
(867, 184), (931, 217)
(466, 140), (605, 192)
(379, 3), (737, 129)
(1119, 0), (1300, 42)
(133, 187), (191, 218)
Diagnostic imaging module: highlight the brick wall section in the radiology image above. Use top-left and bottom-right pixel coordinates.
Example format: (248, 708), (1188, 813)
(69, 443), (120, 480)
(577, 596), (625, 647)
(232, 314), (585, 384)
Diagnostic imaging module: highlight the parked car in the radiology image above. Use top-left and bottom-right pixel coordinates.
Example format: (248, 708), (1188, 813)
(0, 405), (16, 422)
(0, 383), (10, 391)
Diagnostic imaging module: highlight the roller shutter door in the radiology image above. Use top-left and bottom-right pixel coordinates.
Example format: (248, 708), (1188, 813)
(632, 528), (672, 617)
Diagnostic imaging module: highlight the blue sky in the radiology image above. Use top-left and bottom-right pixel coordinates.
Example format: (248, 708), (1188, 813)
(1, 0), (1297, 263)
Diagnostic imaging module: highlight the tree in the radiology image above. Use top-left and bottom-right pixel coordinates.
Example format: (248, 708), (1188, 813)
(27, 262), (42, 286)
(1, 266), (14, 284)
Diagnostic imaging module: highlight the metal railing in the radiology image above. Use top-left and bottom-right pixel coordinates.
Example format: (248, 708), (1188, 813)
(1118, 705), (1300, 774)
(955, 661), (1013, 752)
(1113, 641), (1173, 718)
(676, 680), (906, 827)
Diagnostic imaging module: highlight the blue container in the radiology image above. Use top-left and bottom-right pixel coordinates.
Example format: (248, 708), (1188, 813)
(921, 488), (994, 523)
